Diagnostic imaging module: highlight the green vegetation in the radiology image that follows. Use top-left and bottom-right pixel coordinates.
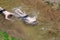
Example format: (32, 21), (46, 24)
(57, 3), (60, 10)
(45, 1), (53, 6)
(0, 30), (23, 40)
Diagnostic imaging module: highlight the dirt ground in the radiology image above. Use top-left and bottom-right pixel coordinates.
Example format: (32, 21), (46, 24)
(0, 0), (60, 40)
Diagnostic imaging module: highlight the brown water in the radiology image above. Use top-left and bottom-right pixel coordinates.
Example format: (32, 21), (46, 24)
(0, 0), (60, 40)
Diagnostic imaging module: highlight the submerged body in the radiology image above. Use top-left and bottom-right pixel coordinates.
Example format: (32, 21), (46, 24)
(0, 7), (38, 25)
(14, 8), (38, 25)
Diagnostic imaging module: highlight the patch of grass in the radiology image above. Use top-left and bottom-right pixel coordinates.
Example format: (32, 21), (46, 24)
(57, 3), (60, 10)
(0, 30), (24, 40)
(45, 1), (53, 6)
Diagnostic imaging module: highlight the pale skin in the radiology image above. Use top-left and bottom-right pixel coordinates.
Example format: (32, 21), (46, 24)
(3, 11), (14, 21)
(0, 7), (38, 25)
(14, 8), (37, 24)
(0, 7), (14, 21)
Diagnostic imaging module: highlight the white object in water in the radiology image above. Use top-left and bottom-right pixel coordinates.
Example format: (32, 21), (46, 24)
(13, 8), (38, 25)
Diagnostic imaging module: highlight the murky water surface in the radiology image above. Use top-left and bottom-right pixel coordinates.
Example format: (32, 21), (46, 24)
(0, 0), (60, 40)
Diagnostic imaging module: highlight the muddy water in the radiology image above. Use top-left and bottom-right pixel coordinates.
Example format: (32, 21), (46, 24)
(0, 0), (60, 40)
(44, 0), (60, 3)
